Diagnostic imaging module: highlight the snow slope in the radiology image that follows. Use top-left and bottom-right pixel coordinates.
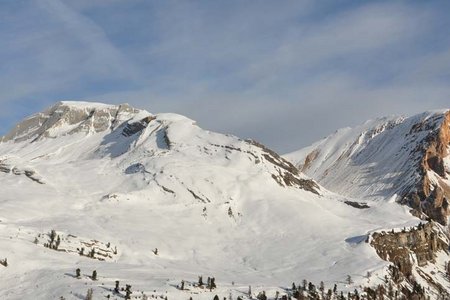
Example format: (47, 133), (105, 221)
(285, 110), (450, 205)
(0, 102), (445, 299)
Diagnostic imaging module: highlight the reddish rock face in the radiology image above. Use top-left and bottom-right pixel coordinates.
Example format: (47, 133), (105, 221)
(371, 222), (446, 276)
(417, 112), (450, 224)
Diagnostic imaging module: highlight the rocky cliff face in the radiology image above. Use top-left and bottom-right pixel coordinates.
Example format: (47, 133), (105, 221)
(371, 222), (447, 274)
(411, 112), (450, 224)
(286, 110), (450, 224)
(371, 221), (450, 297)
(0, 101), (139, 143)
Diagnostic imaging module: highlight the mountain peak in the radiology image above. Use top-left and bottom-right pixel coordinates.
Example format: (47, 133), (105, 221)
(1, 101), (144, 143)
(286, 109), (450, 224)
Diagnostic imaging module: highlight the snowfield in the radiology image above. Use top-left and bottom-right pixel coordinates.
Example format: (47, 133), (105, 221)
(0, 102), (447, 299)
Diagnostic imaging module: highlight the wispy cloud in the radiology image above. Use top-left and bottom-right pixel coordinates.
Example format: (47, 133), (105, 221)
(1, 1), (449, 152)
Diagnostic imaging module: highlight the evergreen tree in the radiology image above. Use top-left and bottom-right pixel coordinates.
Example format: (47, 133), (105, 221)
(125, 284), (132, 299)
(55, 235), (61, 249)
(302, 280), (307, 291)
(50, 229), (56, 243)
(319, 281), (325, 298)
(91, 270), (97, 281)
(256, 291), (267, 300)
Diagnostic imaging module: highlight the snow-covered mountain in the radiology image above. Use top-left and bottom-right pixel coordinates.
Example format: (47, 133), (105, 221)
(286, 110), (450, 225)
(1, 102), (449, 299)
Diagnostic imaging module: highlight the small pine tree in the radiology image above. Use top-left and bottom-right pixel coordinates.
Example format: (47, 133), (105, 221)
(319, 281), (325, 298)
(50, 229), (56, 243)
(55, 235), (61, 249)
(228, 207), (233, 217)
(302, 279), (307, 291)
(256, 291), (267, 300)
(91, 270), (97, 281)
(125, 284), (132, 300)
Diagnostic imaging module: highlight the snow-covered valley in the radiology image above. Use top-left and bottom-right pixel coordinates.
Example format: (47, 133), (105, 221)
(1, 102), (449, 299)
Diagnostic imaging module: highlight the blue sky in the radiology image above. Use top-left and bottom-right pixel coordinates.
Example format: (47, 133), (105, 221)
(1, 0), (450, 152)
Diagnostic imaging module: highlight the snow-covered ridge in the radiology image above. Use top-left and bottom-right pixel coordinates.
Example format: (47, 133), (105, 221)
(0, 101), (320, 199)
(0, 101), (143, 143)
(2, 101), (450, 299)
(285, 109), (450, 223)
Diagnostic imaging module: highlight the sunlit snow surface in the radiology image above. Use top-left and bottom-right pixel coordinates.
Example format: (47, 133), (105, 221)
(0, 103), (430, 299)
(285, 110), (449, 201)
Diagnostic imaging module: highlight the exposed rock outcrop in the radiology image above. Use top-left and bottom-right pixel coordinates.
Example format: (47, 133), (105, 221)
(409, 112), (450, 224)
(0, 158), (44, 184)
(371, 222), (448, 276)
(1, 102), (140, 142)
(247, 139), (320, 194)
